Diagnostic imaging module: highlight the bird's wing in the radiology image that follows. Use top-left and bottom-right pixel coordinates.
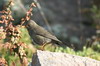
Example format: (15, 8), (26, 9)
(34, 25), (61, 43)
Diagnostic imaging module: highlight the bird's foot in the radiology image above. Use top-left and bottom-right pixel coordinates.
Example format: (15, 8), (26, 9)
(39, 43), (47, 51)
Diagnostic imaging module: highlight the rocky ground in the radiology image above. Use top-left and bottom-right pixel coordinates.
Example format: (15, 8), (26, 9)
(31, 50), (100, 66)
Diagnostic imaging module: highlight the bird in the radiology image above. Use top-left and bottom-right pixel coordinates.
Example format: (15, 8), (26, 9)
(25, 20), (65, 49)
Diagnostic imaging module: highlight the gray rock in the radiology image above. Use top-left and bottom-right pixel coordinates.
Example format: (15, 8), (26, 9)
(31, 50), (100, 66)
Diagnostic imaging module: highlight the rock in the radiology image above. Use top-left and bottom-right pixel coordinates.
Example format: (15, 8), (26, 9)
(31, 50), (100, 66)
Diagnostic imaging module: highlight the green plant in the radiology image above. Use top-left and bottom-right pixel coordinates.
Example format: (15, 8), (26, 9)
(44, 45), (100, 61)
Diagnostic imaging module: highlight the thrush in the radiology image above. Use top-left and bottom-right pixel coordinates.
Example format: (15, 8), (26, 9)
(26, 20), (65, 49)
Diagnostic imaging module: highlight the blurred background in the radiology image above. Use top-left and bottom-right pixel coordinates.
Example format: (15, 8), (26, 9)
(0, 0), (100, 65)
(0, 0), (100, 50)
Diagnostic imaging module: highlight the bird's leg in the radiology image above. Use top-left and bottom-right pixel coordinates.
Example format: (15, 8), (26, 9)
(40, 43), (48, 50)
(43, 43), (47, 49)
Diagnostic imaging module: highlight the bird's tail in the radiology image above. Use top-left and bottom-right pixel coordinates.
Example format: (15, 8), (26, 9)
(53, 41), (67, 48)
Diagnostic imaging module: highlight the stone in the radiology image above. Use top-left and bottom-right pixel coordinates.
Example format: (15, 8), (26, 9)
(31, 50), (100, 66)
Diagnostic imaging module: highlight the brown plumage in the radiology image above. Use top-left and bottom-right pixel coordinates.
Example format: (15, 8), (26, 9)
(26, 20), (64, 47)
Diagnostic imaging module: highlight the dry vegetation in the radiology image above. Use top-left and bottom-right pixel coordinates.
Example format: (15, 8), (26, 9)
(0, 1), (100, 66)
